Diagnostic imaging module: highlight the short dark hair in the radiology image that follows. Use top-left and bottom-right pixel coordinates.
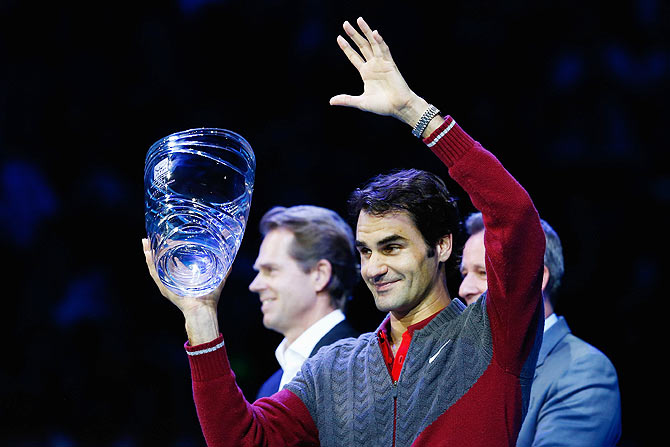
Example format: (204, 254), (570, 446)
(259, 205), (358, 309)
(348, 169), (462, 272)
(464, 212), (565, 303)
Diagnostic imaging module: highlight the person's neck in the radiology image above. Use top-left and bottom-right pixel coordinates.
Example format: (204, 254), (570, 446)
(543, 295), (554, 319)
(282, 299), (337, 346)
(389, 288), (450, 346)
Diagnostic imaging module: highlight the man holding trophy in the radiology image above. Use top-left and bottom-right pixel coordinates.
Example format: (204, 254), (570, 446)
(143, 17), (545, 446)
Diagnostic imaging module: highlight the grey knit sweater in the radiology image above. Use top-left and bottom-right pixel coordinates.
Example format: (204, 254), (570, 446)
(287, 296), (538, 447)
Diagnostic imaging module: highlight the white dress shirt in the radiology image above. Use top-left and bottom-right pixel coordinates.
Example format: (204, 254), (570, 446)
(275, 309), (345, 391)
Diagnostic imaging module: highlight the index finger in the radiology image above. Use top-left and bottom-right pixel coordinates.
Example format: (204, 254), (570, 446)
(336, 34), (365, 71)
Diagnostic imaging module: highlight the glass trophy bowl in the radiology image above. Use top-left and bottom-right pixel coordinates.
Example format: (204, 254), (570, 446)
(144, 128), (255, 297)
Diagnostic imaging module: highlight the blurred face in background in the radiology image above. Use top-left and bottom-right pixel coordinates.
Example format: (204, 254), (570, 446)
(249, 228), (321, 340)
(459, 231), (487, 305)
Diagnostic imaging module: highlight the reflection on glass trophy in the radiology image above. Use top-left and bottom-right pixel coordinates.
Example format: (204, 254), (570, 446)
(144, 128), (255, 296)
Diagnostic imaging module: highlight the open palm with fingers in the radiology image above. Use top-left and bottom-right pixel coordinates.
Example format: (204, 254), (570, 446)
(330, 17), (416, 120)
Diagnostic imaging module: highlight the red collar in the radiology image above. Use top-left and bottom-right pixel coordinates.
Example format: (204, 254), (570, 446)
(376, 310), (441, 382)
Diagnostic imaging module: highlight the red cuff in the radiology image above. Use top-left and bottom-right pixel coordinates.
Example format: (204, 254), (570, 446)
(185, 334), (230, 382)
(423, 116), (477, 167)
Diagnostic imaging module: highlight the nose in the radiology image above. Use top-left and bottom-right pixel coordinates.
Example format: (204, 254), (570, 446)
(249, 272), (264, 293)
(458, 273), (484, 305)
(362, 253), (389, 282)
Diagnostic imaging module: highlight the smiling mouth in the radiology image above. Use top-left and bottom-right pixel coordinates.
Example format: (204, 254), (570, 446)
(373, 279), (400, 292)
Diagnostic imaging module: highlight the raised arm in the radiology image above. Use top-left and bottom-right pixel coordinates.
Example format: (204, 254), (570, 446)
(141, 239), (318, 446)
(333, 18), (545, 373)
(142, 238), (221, 345)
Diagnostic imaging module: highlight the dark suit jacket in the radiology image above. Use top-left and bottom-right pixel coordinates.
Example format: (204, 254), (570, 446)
(256, 319), (359, 399)
(517, 316), (622, 446)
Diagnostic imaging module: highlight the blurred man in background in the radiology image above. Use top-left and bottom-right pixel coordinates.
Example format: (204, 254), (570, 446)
(249, 205), (359, 399)
(459, 212), (622, 446)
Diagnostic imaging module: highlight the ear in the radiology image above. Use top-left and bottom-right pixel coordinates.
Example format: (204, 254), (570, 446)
(541, 265), (550, 292)
(436, 234), (453, 263)
(311, 259), (333, 294)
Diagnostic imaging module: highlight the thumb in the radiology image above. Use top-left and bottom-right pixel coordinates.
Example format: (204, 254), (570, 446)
(329, 94), (362, 108)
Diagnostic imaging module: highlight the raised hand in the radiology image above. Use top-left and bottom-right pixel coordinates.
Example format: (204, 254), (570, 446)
(330, 17), (423, 125)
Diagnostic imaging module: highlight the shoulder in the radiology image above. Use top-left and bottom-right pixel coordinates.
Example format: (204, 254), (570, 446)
(323, 331), (377, 352)
(323, 319), (360, 341)
(307, 332), (377, 367)
(545, 333), (619, 384)
(566, 334), (617, 370)
(534, 332), (621, 430)
(555, 333), (615, 365)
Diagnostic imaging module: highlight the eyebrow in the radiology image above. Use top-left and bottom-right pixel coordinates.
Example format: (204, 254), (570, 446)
(355, 234), (407, 249)
(253, 261), (279, 271)
(461, 262), (487, 271)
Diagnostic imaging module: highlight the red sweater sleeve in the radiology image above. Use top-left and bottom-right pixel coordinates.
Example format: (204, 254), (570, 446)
(186, 335), (319, 446)
(425, 116), (545, 374)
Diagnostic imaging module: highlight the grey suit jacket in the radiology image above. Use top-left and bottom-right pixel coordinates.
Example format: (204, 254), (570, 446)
(517, 316), (622, 446)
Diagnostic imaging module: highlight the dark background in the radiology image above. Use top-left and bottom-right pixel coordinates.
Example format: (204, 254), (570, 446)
(1, 0), (666, 445)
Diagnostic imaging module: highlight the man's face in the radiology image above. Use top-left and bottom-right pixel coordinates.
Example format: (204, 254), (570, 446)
(458, 231), (487, 305)
(249, 228), (319, 336)
(355, 211), (447, 316)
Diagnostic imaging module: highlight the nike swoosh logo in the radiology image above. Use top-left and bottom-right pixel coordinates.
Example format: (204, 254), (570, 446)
(429, 340), (452, 364)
